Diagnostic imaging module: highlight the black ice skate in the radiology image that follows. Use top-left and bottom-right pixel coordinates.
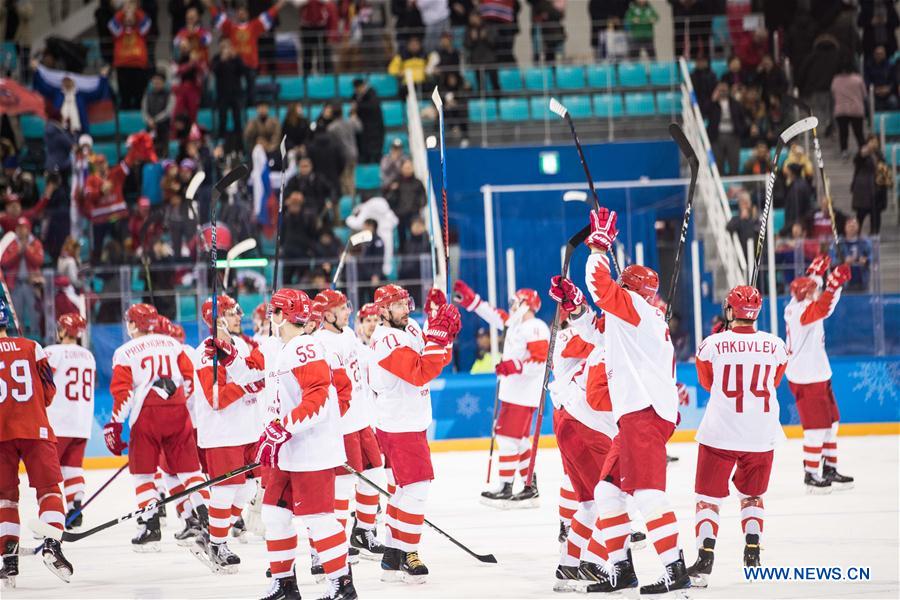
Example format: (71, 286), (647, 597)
(584, 550), (638, 593)
(579, 559), (607, 582)
(399, 550), (428, 584)
(743, 534), (761, 567)
(823, 465), (854, 490)
(380, 546), (403, 582)
(175, 514), (203, 546)
(804, 472), (833, 494)
(558, 520), (569, 543)
(41, 538), (73, 583)
(231, 517), (248, 543)
(206, 541), (241, 574)
(348, 546), (360, 565)
(687, 538), (715, 588)
(1, 541), (19, 588)
(311, 550), (326, 583)
(350, 524), (385, 559)
(259, 573), (301, 600)
(639, 550), (691, 595)
(157, 496), (167, 527)
(65, 500), (83, 530)
(132, 513), (162, 552)
(508, 475), (540, 509)
(318, 572), (358, 600)
(553, 564), (583, 592)
(189, 531), (216, 572)
(480, 482), (513, 508)
(629, 530), (647, 550)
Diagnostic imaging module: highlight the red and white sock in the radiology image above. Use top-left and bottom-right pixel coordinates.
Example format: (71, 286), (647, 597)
(558, 475), (578, 527)
(822, 422), (840, 468)
(262, 504), (297, 579)
(593, 481), (630, 564)
(153, 470), (166, 495)
(494, 435), (519, 484)
(334, 474), (355, 531)
(803, 429), (829, 475)
(355, 468), (382, 530)
(740, 495), (764, 538)
(517, 444), (533, 482)
(209, 484), (239, 544)
(162, 472), (190, 519)
(561, 503), (593, 566)
(307, 513), (349, 579)
(178, 471), (210, 509)
(385, 468), (397, 496)
(633, 489), (681, 566)
(37, 486), (65, 532)
(134, 474), (158, 510)
(0, 497), (20, 549)
(385, 481), (428, 552)
(694, 497), (721, 548)
(60, 466), (85, 509)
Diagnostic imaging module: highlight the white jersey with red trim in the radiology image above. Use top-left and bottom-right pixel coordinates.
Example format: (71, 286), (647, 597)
(355, 335), (379, 429)
(44, 343), (96, 439)
(564, 309), (618, 439)
(784, 280), (842, 384)
(369, 318), (451, 433)
(182, 342), (199, 424)
(695, 327), (788, 452)
(192, 335), (266, 448)
(314, 327), (370, 434)
(275, 333), (346, 472)
(547, 327), (588, 410)
(472, 302), (550, 408)
(584, 253), (679, 424)
(257, 335), (284, 428)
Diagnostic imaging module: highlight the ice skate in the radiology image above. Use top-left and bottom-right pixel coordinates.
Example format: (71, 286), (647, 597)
(206, 541), (241, 574)
(189, 531), (217, 572)
(380, 547), (403, 582)
(578, 560), (608, 583)
(480, 482), (513, 508)
(804, 472), (833, 494)
(553, 564), (582, 592)
(629, 531), (647, 550)
(157, 496), (167, 528)
(311, 549), (326, 583)
(350, 524), (385, 559)
(508, 474), (540, 509)
(399, 550), (428, 584)
(823, 465), (854, 490)
(131, 513), (162, 552)
(1, 541), (19, 588)
(639, 550), (691, 595)
(584, 550), (638, 593)
(65, 500), (83, 530)
(318, 572), (358, 600)
(558, 520), (569, 543)
(259, 573), (301, 600)
(41, 538), (73, 583)
(687, 539), (715, 588)
(743, 534), (761, 567)
(231, 517), (248, 543)
(348, 546), (360, 565)
(175, 514), (203, 546)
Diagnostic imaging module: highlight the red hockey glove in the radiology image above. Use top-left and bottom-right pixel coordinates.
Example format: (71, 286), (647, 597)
(424, 287), (447, 319)
(255, 419), (292, 468)
(204, 337), (238, 367)
(495, 359), (524, 377)
(826, 264), (851, 291)
(452, 280), (480, 311)
(424, 304), (461, 346)
(103, 421), (127, 456)
(549, 275), (585, 313)
(586, 207), (618, 251)
(807, 254), (831, 277)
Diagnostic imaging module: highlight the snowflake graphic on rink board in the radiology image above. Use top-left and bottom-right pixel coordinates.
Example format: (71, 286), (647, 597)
(848, 362), (900, 406)
(456, 393), (481, 419)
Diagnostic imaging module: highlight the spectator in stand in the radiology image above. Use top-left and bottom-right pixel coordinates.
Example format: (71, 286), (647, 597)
(465, 12), (499, 93)
(624, 0), (658, 59)
(755, 54), (788, 106)
(325, 102), (363, 198)
(782, 162), (814, 235)
(388, 35), (428, 96)
(314, 228), (343, 265)
(307, 127), (346, 200)
(81, 154), (131, 262)
(1, 216), (45, 335)
(530, 0), (566, 63)
(282, 103), (312, 151)
(858, 0), (898, 59)
(865, 45), (898, 111)
(798, 34), (842, 139)
(160, 159), (182, 203)
(708, 82), (748, 176)
(418, 0), (450, 54)
(775, 222), (818, 280)
(352, 79), (385, 164)
(669, 0), (713, 58)
(782, 143), (814, 181)
(128, 196), (158, 255)
(726, 189), (760, 251)
(171, 38), (207, 127)
(243, 100), (281, 154)
(298, 0), (337, 73)
(95, 0), (116, 64)
(56, 236), (84, 289)
(0, 189), (49, 234)
(163, 191), (197, 257)
(835, 217), (871, 292)
(31, 62), (112, 135)
(391, 0), (424, 47)
(286, 156), (337, 227)
(742, 141), (770, 176)
(851, 135), (889, 236)
(142, 71), (174, 156)
(832, 59), (868, 159)
(809, 193), (847, 243)
(71, 134), (94, 207)
(397, 214), (430, 300)
(691, 55), (718, 117)
(212, 39), (251, 150)
(449, 0), (474, 31)
(478, 0), (518, 65)
(741, 85), (768, 146)
(426, 31), (461, 86)
(53, 275), (86, 322)
(281, 189), (321, 283)
(385, 158), (425, 251)
(380, 137), (409, 190)
(442, 71), (470, 144)
(169, 0), (205, 35)
(763, 93), (790, 147)
(42, 173), (72, 260)
(721, 55), (751, 91)
(588, 0), (627, 59)
(173, 6), (212, 64)
(346, 194), (397, 277)
(108, 0), (153, 109)
(43, 107), (76, 182)
(357, 217), (385, 287)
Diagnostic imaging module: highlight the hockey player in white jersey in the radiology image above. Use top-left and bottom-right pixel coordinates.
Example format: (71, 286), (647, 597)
(452, 280), (550, 506)
(689, 285), (788, 586)
(44, 313), (95, 529)
(784, 255), (854, 492)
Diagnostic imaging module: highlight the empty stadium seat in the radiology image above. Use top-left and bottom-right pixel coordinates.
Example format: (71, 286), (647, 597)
(593, 94), (624, 118)
(338, 73), (359, 97)
(529, 96), (552, 120)
(367, 73), (397, 98)
(119, 110), (146, 135)
(468, 98), (498, 122)
(656, 91), (679, 114)
(649, 61), (678, 86)
(772, 208), (785, 237)
(168, 140), (179, 158)
(333, 226), (350, 245)
(876, 111), (900, 136)
(355, 164), (381, 190)
(561, 95), (592, 119)
(307, 104), (324, 120)
(624, 92), (655, 116)
(499, 97), (529, 121)
(463, 69), (480, 91)
(382, 101), (405, 127)
(618, 63), (648, 87)
(711, 58), (728, 78)
(587, 64), (616, 89)
(524, 67), (553, 91)
(555, 65), (585, 89)
(499, 67), (523, 91)
(93, 142), (119, 163)
(306, 74), (336, 99)
(20, 115), (45, 139)
(338, 195), (356, 220)
(197, 108), (214, 130)
(278, 76), (304, 101)
(91, 119), (116, 137)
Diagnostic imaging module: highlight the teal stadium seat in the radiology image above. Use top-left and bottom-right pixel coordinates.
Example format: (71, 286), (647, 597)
(306, 74), (335, 100)
(197, 108), (214, 130)
(772, 208), (785, 237)
(382, 101), (405, 127)
(338, 195), (355, 220)
(876, 111), (900, 136)
(278, 76), (304, 101)
(355, 164), (381, 190)
(499, 97), (529, 122)
(168, 140), (179, 158)
(463, 69), (480, 91)
(561, 95), (592, 119)
(524, 67), (553, 91)
(587, 64), (616, 89)
(119, 110), (146, 135)
(555, 65), (585, 90)
(656, 91), (679, 114)
(739, 147), (754, 170)
(93, 142), (119, 163)
(468, 98), (498, 122)
(367, 74), (397, 98)
(593, 94), (624, 118)
(529, 96), (552, 120)
(617, 63), (648, 87)
(338, 73), (359, 98)
(649, 61), (678, 86)
(20, 115), (45, 139)
(711, 59), (728, 78)
(333, 226), (350, 244)
(91, 119), (116, 137)
(625, 92), (655, 116)
(499, 67), (523, 91)
(307, 104), (324, 120)
(383, 133), (408, 155)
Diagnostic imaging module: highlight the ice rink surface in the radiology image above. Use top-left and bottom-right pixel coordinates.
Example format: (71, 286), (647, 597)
(8, 435), (899, 599)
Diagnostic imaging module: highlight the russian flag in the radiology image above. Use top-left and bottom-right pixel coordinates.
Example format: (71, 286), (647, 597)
(250, 144), (272, 226)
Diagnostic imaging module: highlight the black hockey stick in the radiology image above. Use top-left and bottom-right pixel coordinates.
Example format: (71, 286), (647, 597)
(29, 462), (260, 543)
(524, 224), (591, 487)
(666, 123), (699, 323)
(137, 210), (165, 305)
(272, 136), (287, 295)
(751, 116), (819, 287)
(432, 87), (451, 292)
(342, 463), (497, 564)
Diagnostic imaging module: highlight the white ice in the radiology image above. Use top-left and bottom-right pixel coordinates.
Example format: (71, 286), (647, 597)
(8, 435), (900, 599)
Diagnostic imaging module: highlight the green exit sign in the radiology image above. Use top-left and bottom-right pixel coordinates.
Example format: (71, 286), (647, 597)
(539, 151), (559, 175)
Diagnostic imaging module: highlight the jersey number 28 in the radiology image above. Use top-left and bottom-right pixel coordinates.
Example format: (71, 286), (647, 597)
(721, 363), (772, 413)
(64, 368), (94, 402)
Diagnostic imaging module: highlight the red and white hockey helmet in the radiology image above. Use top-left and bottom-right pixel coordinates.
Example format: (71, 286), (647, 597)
(314, 289), (349, 312)
(374, 284), (414, 311)
(271, 288), (312, 324)
(170, 322), (186, 344)
(618, 265), (659, 301)
(156, 315), (174, 337)
(357, 302), (379, 320)
(725, 285), (762, 321)
(790, 277), (818, 302)
(124, 303), (160, 333)
(512, 288), (541, 312)
(201, 294), (239, 327)
(57, 313), (87, 338)
(253, 302), (269, 323)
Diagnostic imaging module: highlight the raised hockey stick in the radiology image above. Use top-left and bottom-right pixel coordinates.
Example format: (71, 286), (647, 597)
(751, 116), (819, 287)
(342, 463), (498, 564)
(272, 136), (288, 294)
(223, 237), (258, 290)
(331, 230), (374, 287)
(186, 171), (210, 255)
(524, 224), (591, 487)
(0, 267), (21, 334)
(665, 123), (700, 323)
(432, 87), (451, 291)
(550, 98), (622, 276)
(29, 462), (260, 544)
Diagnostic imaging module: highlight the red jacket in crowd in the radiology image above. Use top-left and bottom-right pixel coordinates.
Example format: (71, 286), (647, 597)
(210, 3), (280, 70)
(1, 232), (45, 290)
(109, 8), (152, 69)
(81, 160), (131, 225)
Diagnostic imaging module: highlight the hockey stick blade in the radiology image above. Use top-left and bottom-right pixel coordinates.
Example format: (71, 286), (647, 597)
(668, 123), (699, 165)
(226, 237), (257, 261)
(563, 190), (589, 203)
(779, 117), (818, 144)
(349, 230), (373, 246)
(431, 86), (443, 109)
(185, 171), (206, 201)
(549, 97), (568, 119)
(567, 224), (591, 251)
(215, 164), (249, 194)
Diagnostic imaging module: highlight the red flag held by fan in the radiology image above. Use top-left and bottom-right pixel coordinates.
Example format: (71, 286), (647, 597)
(0, 78), (46, 117)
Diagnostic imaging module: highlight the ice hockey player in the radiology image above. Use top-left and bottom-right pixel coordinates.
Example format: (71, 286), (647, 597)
(452, 280), (549, 507)
(688, 285), (787, 586)
(313, 290), (386, 560)
(221, 300), (259, 351)
(785, 255), (854, 492)
(570, 207), (690, 594)
(369, 284), (459, 583)
(106, 303), (209, 552)
(193, 295), (266, 573)
(252, 303), (269, 345)
(44, 313), (95, 530)
(0, 299), (73, 586)
(256, 288), (356, 600)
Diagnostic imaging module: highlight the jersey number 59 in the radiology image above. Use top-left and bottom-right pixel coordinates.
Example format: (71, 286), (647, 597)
(0, 359), (33, 403)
